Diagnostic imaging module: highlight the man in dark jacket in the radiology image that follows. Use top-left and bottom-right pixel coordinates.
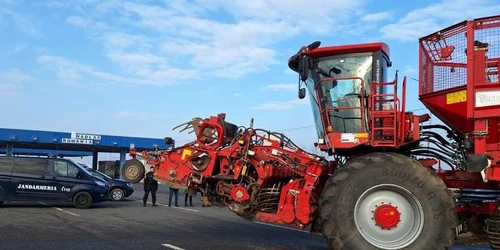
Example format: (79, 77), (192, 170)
(143, 166), (158, 207)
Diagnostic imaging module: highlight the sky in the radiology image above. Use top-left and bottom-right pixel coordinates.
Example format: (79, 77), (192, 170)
(1, 0), (500, 163)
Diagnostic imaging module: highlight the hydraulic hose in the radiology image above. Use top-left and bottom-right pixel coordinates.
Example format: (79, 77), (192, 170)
(421, 131), (456, 147)
(421, 124), (464, 141)
(410, 150), (456, 170)
(413, 146), (455, 158)
(419, 137), (456, 155)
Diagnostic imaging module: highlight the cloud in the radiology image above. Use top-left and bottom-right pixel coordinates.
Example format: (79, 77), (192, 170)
(0, 8), (42, 38)
(162, 41), (278, 78)
(265, 84), (296, 91)
(197, 0), (367, 35)
(0, 0), (15, 5)
(46, 0), (371, 81)
(65, 16), (92, 27)
(36, 55), (198, 87)
(112, 111), (168, 120)
(8, 42), (28, 55)
(0, 68), (33, 96)
(251, 99), (308, 110)
(105, 51), (169, 74)
(402, 65), (417, 76)
(233, 93), (242, 97)
(101, 32), (152, 51)
(362, 12), (391, 22)
(380, 0), (500, 42)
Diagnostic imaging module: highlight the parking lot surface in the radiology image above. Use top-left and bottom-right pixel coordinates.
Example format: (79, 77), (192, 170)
(0, 184), (329, 250)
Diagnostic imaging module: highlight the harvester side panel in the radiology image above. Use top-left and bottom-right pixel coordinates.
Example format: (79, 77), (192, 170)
(419, 16), (500, 133)
(418, 15), (500, 180)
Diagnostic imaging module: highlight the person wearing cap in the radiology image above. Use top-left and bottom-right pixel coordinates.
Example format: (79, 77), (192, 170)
(143, 166), (158, 207)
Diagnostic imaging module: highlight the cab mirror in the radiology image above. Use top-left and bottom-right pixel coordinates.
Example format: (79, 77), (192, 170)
(298, 88), (306, 99)
(299, 56), (309, 81)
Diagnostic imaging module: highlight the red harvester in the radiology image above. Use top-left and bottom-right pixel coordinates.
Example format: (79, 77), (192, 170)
(122, 15), (500, 249)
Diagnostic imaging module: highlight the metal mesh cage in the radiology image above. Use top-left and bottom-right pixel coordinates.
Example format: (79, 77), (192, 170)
(419, 21), (468, 95)
(419, 15), (500, 96)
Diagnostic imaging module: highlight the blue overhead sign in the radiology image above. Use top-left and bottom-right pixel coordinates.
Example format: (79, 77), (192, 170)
(0, 128), (174, 154)
(62, 132), (101, 145)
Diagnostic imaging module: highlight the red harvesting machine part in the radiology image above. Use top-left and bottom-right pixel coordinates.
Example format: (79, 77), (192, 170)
(124, 113), (333, 228)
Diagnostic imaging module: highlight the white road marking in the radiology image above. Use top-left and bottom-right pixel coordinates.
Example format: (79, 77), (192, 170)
(38, 202), (80, 217)
(134, 200), (199, 212)
(169, 205), (199, 213)
(253, 221), (310, 233)
(162, 243), (186, 250)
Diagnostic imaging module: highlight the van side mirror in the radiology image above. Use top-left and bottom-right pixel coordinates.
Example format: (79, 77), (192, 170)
(77, 171), (86, 179)
(298, 88), (306, 99)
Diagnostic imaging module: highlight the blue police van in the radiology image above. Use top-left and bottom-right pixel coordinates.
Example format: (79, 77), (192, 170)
(0, 156), (110, 209)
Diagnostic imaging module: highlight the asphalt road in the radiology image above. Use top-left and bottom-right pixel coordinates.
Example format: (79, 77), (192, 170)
(0, 184), (493, 250)
(0, 184), (329, 250)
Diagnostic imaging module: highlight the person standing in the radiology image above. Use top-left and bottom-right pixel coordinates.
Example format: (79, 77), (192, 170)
(168, 187), (179, 207)
(184, 187), (194, 207)
(143, 166), (158, 207)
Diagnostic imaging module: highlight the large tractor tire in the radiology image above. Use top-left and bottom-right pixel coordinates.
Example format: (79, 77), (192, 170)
(319, 152), (456, 250)
(122, 159), (145, 183)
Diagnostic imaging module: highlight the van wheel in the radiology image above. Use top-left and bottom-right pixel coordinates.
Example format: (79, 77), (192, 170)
(73, 191), (93, 209)
(122, 159), (145, 183)
(0, 201), (3, 206)
(110, 188), (124, 201)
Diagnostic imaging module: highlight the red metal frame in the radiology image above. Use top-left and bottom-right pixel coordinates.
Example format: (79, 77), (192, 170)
(418, 14), (500, 181)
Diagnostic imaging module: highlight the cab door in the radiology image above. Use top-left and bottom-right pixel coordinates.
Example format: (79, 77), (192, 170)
(10, 158), (51, 201)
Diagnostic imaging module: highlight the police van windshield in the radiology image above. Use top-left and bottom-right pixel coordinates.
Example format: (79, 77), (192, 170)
(67, 159), (92, 175)
(91, 170), (112, 180)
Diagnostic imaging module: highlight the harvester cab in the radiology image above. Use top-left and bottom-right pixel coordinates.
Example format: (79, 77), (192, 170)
(288, 41), (415, 155)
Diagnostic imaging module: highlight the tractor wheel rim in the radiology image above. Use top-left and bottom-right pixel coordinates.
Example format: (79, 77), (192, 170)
(353, 184), (424, 249)
(112, 190), (122, 200)
(125, 165), (139, 179)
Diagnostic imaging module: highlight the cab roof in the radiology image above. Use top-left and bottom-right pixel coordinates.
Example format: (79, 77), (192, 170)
(288, 42), (390, 73)
(306, 42), (390, 59)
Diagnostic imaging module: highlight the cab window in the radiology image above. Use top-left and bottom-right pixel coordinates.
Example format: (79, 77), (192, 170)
(53, 160), (82, 178)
